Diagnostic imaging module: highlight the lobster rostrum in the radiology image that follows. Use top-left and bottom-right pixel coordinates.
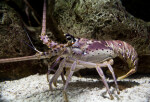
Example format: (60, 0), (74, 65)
(0, 0), (138, 101)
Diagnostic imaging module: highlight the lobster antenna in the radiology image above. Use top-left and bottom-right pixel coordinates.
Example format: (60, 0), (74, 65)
(41, 0), (46, 35)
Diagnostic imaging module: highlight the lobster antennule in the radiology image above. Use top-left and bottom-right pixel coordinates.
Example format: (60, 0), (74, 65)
(106, 40), (138, 79)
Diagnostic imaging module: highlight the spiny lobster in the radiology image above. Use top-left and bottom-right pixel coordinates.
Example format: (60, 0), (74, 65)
(0, 0), (138, 101)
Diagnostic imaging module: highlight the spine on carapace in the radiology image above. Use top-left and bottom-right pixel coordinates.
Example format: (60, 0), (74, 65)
(106, 40), (138, 72)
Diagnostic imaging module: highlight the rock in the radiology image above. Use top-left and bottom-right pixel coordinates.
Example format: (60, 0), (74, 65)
(0, 2), (47, 80)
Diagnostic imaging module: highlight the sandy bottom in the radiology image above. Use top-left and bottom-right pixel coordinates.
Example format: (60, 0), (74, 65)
(0, 74), (150, 102)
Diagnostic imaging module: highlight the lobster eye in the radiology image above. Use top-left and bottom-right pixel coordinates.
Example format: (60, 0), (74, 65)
(66, 37), (72, 40)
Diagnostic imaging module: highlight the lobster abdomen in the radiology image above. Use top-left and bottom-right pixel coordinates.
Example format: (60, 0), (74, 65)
(106, 40), (138, 79)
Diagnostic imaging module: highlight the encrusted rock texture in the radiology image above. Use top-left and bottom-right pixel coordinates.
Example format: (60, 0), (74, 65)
(0, 0), (150, 80)
(0, 2), (47, 80)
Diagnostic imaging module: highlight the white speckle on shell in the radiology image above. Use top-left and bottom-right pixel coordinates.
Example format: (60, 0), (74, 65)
(83, 52), (87, 55)
(81, 48), (115, 62)
(118, 43), (122, 46)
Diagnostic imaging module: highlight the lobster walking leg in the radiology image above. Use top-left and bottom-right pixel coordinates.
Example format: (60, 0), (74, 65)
(47, 56), (66, 85)
(47, 57), (61, 74)
(61, 71), (66, 85)
(63, 61), (77, 102)
(96, 66), (113, 100)
(107, 64), (120, 94)
(49, 58), (66, 91)
(47, 56), (61, 82)
(76, 60), (119, 99)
